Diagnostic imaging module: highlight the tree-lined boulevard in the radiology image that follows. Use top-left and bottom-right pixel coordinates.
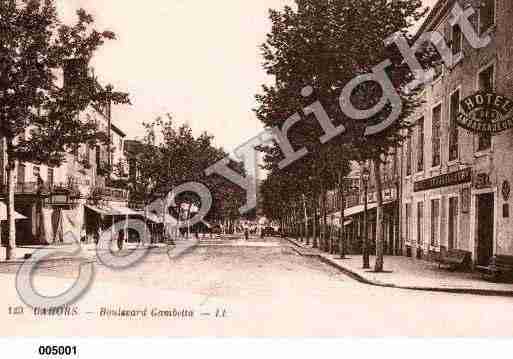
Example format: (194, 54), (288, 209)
(0, 236), (512, 336)
(3, 0), (513, 341)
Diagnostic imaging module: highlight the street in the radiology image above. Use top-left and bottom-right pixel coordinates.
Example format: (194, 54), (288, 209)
(0, 236), (512, 336)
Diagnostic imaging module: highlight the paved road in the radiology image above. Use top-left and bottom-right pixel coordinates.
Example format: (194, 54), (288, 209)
(1, 236), (512, 336)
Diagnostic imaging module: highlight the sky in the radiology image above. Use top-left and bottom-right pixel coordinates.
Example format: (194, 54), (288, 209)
(56, 0), (438, 153)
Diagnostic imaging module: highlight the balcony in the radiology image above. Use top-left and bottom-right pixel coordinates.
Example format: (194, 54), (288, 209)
(90, 186), (129, 202)
(0, 182), (77, 198)
(346, 194), (361, 209)
(15, 182), (48, 194)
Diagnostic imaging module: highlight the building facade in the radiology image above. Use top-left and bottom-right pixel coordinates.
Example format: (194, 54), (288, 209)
(400, 0), (513, 266)
(324, 155), (402, 256)
(0, 63), (130, 246)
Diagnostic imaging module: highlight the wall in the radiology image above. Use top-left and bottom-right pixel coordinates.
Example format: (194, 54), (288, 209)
(401, 0), (513, 262)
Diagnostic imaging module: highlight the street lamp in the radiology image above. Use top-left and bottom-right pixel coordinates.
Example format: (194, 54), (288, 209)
(361, 166), (371, 269)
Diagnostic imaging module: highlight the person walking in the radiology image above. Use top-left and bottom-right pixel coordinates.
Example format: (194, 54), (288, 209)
(244, 227), (249, 241)
(117, 229), (124, 251)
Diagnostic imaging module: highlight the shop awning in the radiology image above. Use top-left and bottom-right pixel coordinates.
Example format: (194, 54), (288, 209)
(327, 217), (353, 227)
(331, 200), (397, 218)
(0, 202), (27, 220)
(133, 210), (164, 224)
(85, 204), (139, 216)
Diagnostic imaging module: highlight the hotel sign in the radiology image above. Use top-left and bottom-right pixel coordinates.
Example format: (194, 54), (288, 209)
(457, 92), (513, 134)
(414, 168), (472, 192)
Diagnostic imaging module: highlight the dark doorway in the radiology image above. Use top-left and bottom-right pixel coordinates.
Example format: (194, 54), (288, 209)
(477, 193), (494, 266)
(448, 197), (458, 250)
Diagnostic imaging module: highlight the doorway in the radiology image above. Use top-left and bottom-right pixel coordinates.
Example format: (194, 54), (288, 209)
(448, 197), (458, 250)
(477, 193), (494, 266)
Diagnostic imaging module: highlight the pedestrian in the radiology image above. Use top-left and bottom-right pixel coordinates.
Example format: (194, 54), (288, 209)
(80, 226), (87, 243)
(117, 229), (124, 251)
(244, 227), (249, 241)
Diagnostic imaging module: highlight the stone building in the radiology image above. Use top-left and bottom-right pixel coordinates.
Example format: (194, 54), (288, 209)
(0, 62), (131, 246)
(400, 0), (513, 266)
(324, 155), (401, 256)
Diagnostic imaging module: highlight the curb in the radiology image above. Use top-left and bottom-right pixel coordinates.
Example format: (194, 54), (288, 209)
(284, 237), (513, 298)
(0, 256), (94, 268)
(167, 240), (200, 261)
(0, 244), (172, 267)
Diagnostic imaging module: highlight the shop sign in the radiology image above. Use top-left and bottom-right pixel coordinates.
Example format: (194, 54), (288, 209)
(414, 168), (471, 192)
(473, 173), (492, 189)
(50, 194), (69, 204)
(457, 92), (513, 134)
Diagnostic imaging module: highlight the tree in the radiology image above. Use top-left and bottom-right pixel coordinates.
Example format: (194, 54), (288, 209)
(0, 0), (130, 260)
(128, 116), (246, 240)
(256, 0), (435, 271)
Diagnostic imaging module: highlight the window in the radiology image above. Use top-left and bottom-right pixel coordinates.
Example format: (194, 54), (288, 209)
(417, 202), (424, 246)
(17, 164), (25, 185)
(479, 0), (495, 34)
(417, 117), (424, 172)
(449, 90), (460, 161)
(405, 203), (412, 243)
(406, 130), (412, 176)
(432, 105), (442, 167)
(431, 199), (440, 246)
(0, 140), (4, 187)
(129, 159), (137, 180)
(96, 146), (101, 175)
(86, 144), (91, 164)
(47, 168), (54, 189)
(119, 138), (123, 153)
(478, 64), (494, 151)
(452, 24), (462, 56)
(33, 166), (40, 180)
(479, 64), (494, 91)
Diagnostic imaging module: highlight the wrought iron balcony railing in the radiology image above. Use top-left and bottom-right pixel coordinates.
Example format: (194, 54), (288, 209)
(90, 186), (129, 202)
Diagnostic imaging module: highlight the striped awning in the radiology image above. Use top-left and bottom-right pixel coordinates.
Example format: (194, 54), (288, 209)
(85, 204), (139, 216)
(0, 202), (27, 220)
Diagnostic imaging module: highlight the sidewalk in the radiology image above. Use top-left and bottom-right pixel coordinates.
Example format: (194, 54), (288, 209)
(285, 237), (513, 297)
(0, 240), (190, 265)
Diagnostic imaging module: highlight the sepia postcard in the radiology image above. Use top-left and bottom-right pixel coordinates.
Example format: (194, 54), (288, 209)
(1, 0), (513, 350)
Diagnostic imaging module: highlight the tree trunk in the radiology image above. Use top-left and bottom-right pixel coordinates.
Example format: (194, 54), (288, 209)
(362, 168), (370, 269)
(338, 172), (346, 259)
(302, 194), (309, 245)
(312, 199), (318, 248)
(322, 190), (328, 252)
(319, 194), (323, 250)
(144, 203), (149, 244)
(396, 144), (403, 256)
(5, 139), (16, 261)
(373, 158), (385, 272)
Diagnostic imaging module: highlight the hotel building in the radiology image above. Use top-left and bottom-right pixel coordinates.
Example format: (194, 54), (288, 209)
(400, 0), (513, 266)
